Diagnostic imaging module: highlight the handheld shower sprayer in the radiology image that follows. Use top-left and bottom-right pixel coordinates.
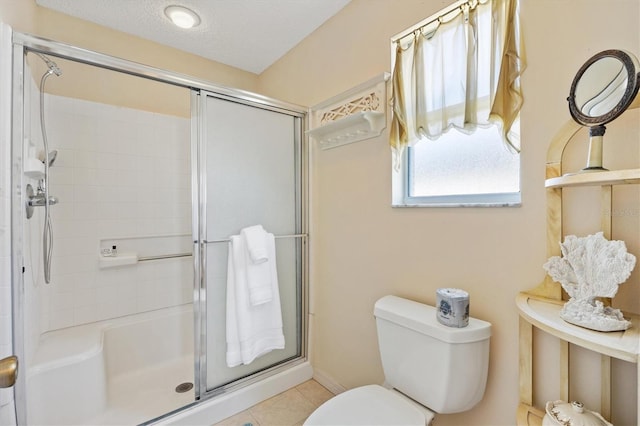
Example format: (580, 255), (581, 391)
(31, 52), (62, 284)
(38, 149), (58, 167)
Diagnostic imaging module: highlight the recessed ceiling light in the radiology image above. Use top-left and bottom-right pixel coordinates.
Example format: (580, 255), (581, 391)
(164, 5), (201, 29)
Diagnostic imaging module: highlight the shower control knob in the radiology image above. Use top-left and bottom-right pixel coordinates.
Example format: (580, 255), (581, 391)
(25, 184), (58, 218)
(27, 193), (59, 207)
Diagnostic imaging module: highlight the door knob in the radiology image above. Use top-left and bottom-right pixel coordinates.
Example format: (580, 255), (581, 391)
(0, 356), (18, 388)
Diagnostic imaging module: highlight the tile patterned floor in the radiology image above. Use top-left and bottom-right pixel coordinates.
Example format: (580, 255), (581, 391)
(213, 380), (334, 426)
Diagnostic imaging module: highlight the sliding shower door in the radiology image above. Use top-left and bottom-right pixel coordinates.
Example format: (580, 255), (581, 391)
(194, 91), (306, 397)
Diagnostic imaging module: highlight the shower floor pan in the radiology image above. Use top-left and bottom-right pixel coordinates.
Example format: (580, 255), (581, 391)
(27, 304), (194, 425)
(91, 355), (194, 425)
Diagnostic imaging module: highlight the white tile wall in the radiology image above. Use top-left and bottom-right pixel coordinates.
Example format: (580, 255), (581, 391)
(25, 93), (193, 332)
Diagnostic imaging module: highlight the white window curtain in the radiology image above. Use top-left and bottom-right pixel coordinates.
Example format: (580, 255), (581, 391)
(390, 0), (525, 167)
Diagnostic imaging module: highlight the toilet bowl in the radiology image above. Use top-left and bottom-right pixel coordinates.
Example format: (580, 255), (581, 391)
(304, 295), (491, 426)
(304, 384), (434, 426)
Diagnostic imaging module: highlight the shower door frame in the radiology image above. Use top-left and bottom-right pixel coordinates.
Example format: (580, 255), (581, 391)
(193, 90), (308, 400)
(10, 31), (309, 424)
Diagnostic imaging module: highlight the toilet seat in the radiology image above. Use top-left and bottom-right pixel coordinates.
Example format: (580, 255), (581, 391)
(303, 384), (429, 426)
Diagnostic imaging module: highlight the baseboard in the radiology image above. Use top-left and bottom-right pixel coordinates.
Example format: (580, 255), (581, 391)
(312, 368), (346, 395)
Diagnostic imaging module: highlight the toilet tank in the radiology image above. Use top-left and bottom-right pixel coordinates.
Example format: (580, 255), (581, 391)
(374, 295), (491, 414)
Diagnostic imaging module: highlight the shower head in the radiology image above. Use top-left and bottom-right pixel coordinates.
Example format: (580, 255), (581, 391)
(38, 150), (58, 167)
(35, 53), (62, 77)
(47, 150), (58, 166)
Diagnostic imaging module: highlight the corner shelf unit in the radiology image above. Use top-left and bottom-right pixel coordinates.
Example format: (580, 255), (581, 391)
(545, 168), (640, 188)
(517, 104), (640, 425)
(517, 294), (640, 363)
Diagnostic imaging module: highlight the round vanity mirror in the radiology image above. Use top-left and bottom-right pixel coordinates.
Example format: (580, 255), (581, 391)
(569, 49), (640, 127)
(567, 49), (640, 171)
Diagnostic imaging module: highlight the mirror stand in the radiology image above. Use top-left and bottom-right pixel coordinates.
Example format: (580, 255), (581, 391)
(567, 49), (639, 175)
(583, 124), (607, 171)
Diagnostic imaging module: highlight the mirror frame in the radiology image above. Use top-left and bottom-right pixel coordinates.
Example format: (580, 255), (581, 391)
(567, 49), (640, 127)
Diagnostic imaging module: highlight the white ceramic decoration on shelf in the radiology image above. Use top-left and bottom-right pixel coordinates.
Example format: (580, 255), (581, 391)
(543, 401), (612, 426)
(543, 232), (637, 332)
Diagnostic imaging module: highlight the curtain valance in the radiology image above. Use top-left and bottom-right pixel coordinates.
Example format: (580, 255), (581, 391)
(390, 0), (525, 167)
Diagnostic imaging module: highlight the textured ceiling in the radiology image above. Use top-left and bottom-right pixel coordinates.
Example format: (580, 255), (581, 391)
(36, 0), (351, 74)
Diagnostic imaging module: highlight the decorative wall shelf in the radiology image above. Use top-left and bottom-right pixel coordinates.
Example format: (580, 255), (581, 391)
(308, 73), (389, 150)
(307, 111), (385, 150)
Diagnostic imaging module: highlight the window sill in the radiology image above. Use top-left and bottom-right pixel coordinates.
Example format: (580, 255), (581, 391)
(392, 201), (522, 208)
(392, 192), (522, 208)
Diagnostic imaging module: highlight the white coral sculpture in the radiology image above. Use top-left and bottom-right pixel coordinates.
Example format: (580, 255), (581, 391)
(543, 232), (636, 332)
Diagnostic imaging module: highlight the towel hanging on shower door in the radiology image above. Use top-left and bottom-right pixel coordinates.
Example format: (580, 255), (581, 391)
(241, 224), (273, 305)
(226, 227), (284, 367)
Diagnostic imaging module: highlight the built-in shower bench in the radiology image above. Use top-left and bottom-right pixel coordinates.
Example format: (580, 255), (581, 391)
(28, 304), (193, 425)
(31, 304), (192, 375)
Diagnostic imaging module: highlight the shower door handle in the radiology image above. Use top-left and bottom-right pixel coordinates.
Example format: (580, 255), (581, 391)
(0, 355), (18, 388)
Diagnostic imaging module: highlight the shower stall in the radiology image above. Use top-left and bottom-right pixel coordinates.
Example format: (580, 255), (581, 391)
(7, 31), (309, 425)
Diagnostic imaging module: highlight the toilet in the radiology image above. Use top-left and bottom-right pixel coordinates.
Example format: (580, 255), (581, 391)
(304, 295), (491, 425)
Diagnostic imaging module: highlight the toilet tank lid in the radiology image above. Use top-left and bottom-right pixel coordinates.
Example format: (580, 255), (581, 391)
(374, 295), (491, 344)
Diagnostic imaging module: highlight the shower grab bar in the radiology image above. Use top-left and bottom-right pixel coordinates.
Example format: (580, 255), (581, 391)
(135, 234), (307, 261)
(204, 233), (307, 244)
(137, 252), (193, 262)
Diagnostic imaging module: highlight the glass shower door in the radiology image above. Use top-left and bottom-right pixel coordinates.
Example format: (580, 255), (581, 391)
(195, 91), (305, 397)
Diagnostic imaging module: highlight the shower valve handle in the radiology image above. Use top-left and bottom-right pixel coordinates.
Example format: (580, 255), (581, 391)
(27, 193), (58, 207)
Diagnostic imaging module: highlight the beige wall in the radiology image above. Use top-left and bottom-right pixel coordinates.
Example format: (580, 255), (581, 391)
(259, 0), (639, 424)
(1, 0), (639, 424)
(0, 0), (259, 116)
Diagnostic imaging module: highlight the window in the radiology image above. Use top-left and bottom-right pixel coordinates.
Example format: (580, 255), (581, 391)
(390, 0), (524, 207)
(406, 124), (520, 206)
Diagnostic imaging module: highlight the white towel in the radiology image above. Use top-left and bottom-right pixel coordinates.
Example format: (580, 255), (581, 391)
(226, 234), (285, 367)
(241, 225), (269, 264)
(241, 226), (273, 305)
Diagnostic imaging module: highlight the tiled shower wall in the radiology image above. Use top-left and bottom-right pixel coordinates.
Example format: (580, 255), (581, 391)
(26, 91), (193, 334)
